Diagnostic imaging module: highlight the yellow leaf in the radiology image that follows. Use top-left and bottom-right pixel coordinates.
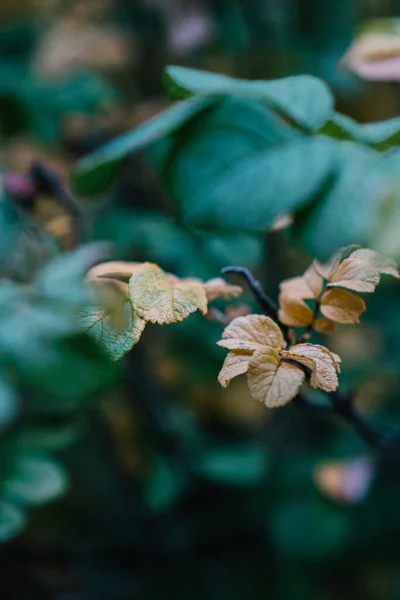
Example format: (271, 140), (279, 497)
(328, 248), (399, 293)
(203, 278), (242, 302)
(313, 317), (336, 334)
(129, 262), (207, 325)
(217, 315), (286, 352)
(320, 288), (366, 324)
(217, 350), (253, 388)
(278, 265), (322, 327)
(247, 349), (305, 408)
(282, 343), (339, 392)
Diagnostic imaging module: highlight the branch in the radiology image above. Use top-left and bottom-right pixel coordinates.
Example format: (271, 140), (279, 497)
(221, 266), (290, 339)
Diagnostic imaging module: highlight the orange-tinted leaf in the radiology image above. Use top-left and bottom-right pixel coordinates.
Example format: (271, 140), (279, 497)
(278, 296), (314, 327)
(328, 248), (399, 292)
(314, 317), (336, 334)
(321, 288), (366, 324)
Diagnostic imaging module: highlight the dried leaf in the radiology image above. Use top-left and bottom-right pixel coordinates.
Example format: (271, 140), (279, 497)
(203, 278), (242, 302)
(86, 261), (142, 280)
(218, 350), (253, 388)
(328, 248), (399, 292)
(321, 288), (366, 324)
(314, 317), (336, 334)
(247, 349), (305, 408)
(129, 262), (207, 325)
(217, 315), (286, 352)
(278, 296), (314, 327)
(283, 343), (339, 392)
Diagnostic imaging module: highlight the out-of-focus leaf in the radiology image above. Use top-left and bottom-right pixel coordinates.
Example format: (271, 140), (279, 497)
(196, 443), (268, 486)
(71, 96), (217, 196)
(0, 376), (18, 429)
(0, 500), (26, 542)
(165, 95), (335, 232)
(4, 453), (68, 506)
(164, 66), (334, 130)
(144, 457), (186, 512)
(320, 112), (400, 151)
(272, 496), (348, 558)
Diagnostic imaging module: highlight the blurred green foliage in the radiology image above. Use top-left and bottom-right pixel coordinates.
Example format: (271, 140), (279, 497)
(1, 1), (400, 600)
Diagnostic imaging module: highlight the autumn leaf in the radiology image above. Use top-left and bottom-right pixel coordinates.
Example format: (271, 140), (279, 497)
(129, 262), (207, 325)
(282, 343), (340, 392)
(217, 315), (339, 408)
(203, 278), (242, 302)
(80, 279), (146, 361)
(218, 350), (253, 388)
(327, 248), (399, 293)
(217, 314), (286, 353)
(278, 264), (323, 327)
(320, 288), (366, 324)
(247, 349), (305, 408)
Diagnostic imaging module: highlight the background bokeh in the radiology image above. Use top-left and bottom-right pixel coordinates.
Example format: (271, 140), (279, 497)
(2, 1), (400, 599)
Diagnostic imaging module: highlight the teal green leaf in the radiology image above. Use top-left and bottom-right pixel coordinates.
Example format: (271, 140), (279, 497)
(319, 112), (400, 151)
(144, 457), (186, 512)
(71, 95), (216, 196)
(196, 444), (269, 486)
(4, 454), (68, 506)
(164, 65), (334, 130)
(0, 501), (26, 542)
(169, 134), (336, 232)
(79, 300), (145, 361)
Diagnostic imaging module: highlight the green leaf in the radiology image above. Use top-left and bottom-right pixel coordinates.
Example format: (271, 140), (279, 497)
(71, 96), (217, 197)
(0, 500), (26, 542)
(168, 130), (336, 232)
(4, 454), (68, 506)
(319, 112), (400, 151)
(296, 142), (391, 259)
(196, 444), (269, 486)
(164, 65), (334, 130)
(79, 300), (145, 361)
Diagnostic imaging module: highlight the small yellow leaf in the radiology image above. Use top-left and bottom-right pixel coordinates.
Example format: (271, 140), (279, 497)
(218, 350), (253, 388)
(247, 349), (305, 408)
(203, 278), (242, 302)
(217, 315), (286, 352)
(283, 343), (339, 392)
(313, 317), (336, 334)
(278, 265), (322, 327)
(129, 263), (208, 325)
(320, 288), (366, 324)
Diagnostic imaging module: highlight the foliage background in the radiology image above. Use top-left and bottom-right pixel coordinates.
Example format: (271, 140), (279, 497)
(2, 1), (400, 599)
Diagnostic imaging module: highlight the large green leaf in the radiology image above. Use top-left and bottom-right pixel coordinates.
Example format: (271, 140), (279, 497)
(319, 112), (400, 151)
(296, 142), (400, 260)
(164, 65), (334, 130)
(166, 120), (337, 232)
(71, 95), (217, 196)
